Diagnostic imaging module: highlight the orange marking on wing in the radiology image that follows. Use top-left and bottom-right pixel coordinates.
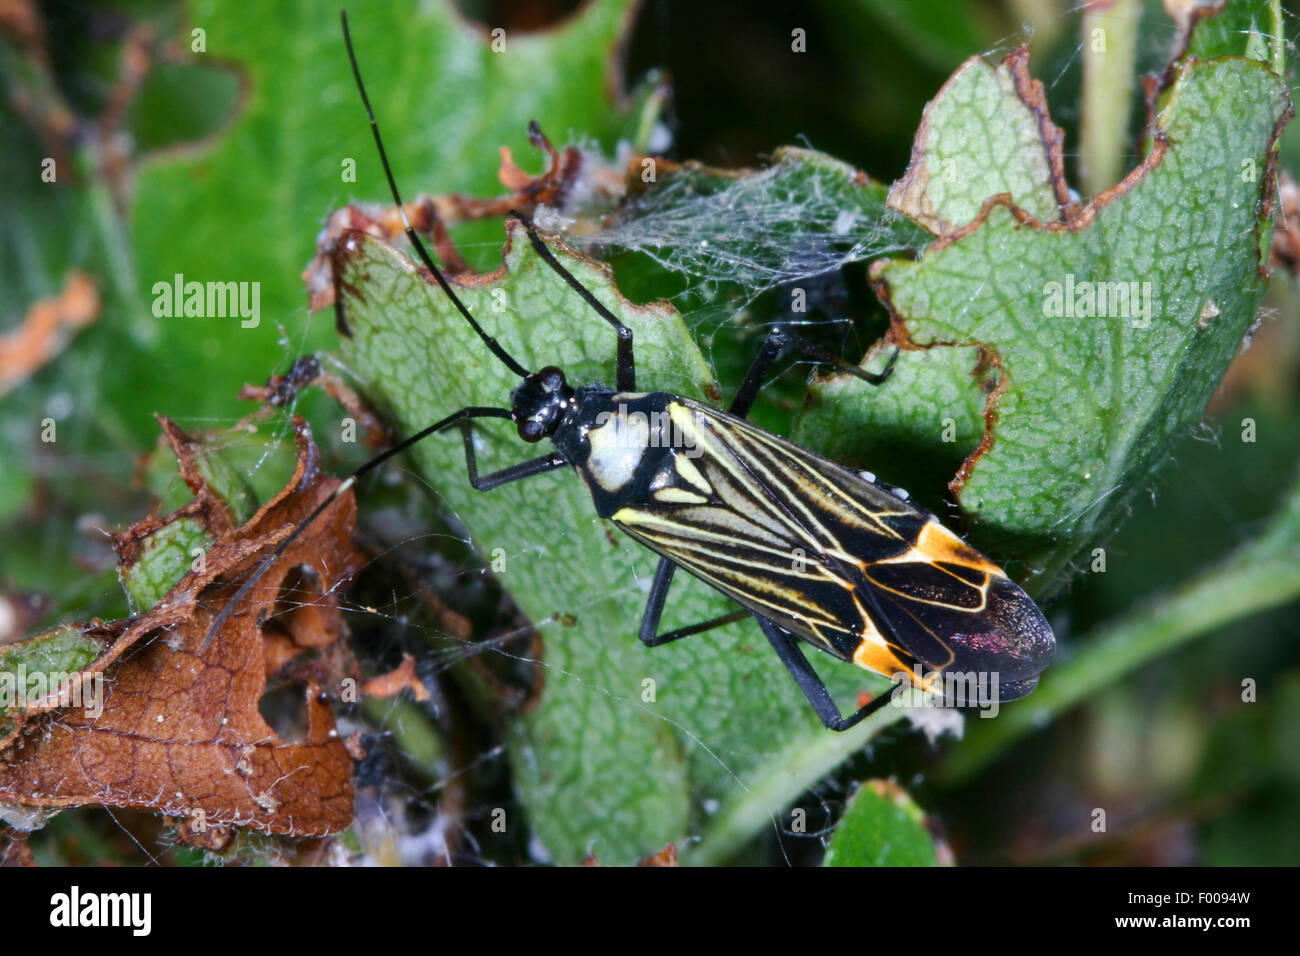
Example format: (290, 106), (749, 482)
(913, 520), (1002, 574)
(851, 639), (906, 681)
(852, 639), (944, 692)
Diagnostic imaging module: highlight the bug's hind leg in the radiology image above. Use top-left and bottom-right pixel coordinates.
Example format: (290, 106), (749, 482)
(637, 558), (749, 646)
(730, 326), (900, 419)
(458, 419), (566, 491)
(756, 617), (897, 732)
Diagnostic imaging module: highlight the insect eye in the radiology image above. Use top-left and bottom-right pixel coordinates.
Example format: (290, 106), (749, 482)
(539, 366), (565, 391)
(518, 419), (545, 442)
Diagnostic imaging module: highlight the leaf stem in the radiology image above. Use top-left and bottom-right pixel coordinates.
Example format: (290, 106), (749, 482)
(1079, 0), (1141, 197)
(1270, 0), (1285, 77)
(688, 694), (894, 866)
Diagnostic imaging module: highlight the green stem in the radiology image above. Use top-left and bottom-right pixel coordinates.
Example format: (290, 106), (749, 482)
(940, 469), (1300, 784)
(1079, 0), (1141, 197)
(688, 694), (894, 866)
(1270, 0), (1285, 78)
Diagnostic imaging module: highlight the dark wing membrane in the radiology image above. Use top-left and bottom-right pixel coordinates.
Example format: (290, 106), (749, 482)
(861, 560), (1053, 690)
(610, 399), (1053, 695)
(865, 562), (987, 609)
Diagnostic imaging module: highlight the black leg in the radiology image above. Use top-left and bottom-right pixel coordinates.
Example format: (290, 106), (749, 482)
(508, 209), (635, 392)
(459, 420), (566, 491)
(637, 558), (749, 646)
(730, 326), (900, 419)
(642, 611), (752, 646)
(756, 617), (897, 732)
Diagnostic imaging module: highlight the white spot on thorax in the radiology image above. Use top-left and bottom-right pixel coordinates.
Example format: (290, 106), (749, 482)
(587, 414), (649, 492)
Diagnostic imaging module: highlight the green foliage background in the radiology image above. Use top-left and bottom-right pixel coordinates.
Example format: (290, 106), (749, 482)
(2, 0), (1299, 865)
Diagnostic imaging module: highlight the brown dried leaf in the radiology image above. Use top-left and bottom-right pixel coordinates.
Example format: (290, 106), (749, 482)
(360, 654), (429, 702)
(0, 825), (34, 867)
(636, 843), (678, 867)
(0, 271), (99, 396)
(302, 122), (588, 313)
(1269, 170), (1300, 277)
(0, 416), (359, 838)
(238, 355), (390, 449)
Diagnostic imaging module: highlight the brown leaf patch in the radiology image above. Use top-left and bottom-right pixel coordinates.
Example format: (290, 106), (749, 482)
(238, 355), (390, 448)
(360, 654), (429, 702)
(636, 842), (678, 866)
(0, 271), (99, 396)
(0, 415), (360, 838)
(302, 122), (592, 314)
(0, 826), (34, 867)
(1269, 171), (1300, 278)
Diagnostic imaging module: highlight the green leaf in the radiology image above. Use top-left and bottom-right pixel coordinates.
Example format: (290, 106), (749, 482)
(885, 48), (1067, 234)
(128, 0), (643, 427)
(1, 624), (102, 737)
(1186, 0), (1283, 68)
(802, 55), (1291, 589)
(797, 345), (987, 514)
(118, 517), (211, 613)
(0, 624), (100, 684)
(822, 780), (941, 866)
(334, 229), (896, 864)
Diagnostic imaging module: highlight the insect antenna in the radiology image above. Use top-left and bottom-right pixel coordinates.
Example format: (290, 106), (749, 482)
(339, 9), (530, 380)
(199, 10), (540, 652)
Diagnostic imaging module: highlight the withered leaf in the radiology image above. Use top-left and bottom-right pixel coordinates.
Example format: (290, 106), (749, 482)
(0, 271), (99, 397)
(302, 122), (596, 314)
(360, 654), (429, 702)
(0, 826), (34, 867)
(0, 415), (360, 838)
(636, 843), (678, 867)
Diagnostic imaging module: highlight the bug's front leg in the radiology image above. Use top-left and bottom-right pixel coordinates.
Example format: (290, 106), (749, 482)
(458, 419), (567, 491)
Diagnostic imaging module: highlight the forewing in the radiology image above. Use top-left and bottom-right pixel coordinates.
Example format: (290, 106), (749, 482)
(609, 398), (1053, 695)
(611, 399), (923, 661)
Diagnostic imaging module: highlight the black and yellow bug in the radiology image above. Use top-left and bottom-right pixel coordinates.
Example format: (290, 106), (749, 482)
(204, 11), (1055, 731)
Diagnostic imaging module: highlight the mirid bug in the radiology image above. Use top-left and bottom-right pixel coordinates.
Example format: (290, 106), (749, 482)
(202, 11), (1055, 731)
